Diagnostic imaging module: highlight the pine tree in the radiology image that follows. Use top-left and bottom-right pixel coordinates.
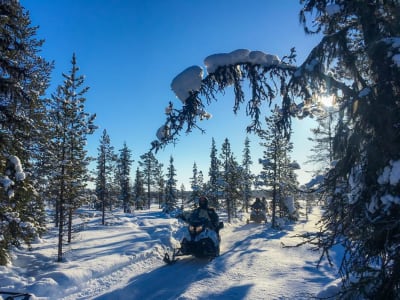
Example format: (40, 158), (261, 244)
(242, 137), (253, 212)
(258, 109), (295, 227)
(139, 151), (158, 209)
(132, 167), (145, 210)
(207, 138), (220, 208)
(306, 104), (338, 176)
(116, 142), (133, 213)
(48, 54), (96, 262)
(155, 1), (400, 296)
(96, 129), (116, 224)
(189, 162), (201, 206)
(220, 138), (241, 222)
(295, 2), (400, 297)
(153, 161), (165, 209)
(0, 1), (52, 265)
(164, 156), (177, 213)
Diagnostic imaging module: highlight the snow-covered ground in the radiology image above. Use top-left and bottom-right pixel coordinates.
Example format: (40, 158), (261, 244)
(0, 202), (342, 299)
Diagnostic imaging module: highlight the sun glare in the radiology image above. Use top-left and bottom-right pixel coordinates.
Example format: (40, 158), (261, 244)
(319, 94), (335, 107)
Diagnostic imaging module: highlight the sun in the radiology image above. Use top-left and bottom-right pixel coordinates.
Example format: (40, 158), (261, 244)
(319, 94), (335, 108)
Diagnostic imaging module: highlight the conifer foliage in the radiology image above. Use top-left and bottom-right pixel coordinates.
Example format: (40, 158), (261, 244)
(48, 54), (96, 262)
(155, 1), (400, 296)
(0, 1), (52, 265)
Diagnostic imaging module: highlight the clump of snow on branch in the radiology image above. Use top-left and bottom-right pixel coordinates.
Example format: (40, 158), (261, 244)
(0, 155), (26, 199)
(204, 49), (280, 74)
(171, 65), (203, 103)
(378, 160), (400, 186)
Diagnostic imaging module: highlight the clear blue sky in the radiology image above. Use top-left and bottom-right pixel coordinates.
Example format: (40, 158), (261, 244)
(22, 0), (321, 189)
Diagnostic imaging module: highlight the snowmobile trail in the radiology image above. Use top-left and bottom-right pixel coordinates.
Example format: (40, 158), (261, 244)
(3, 205), (340, 299)
(94, 257), (210, 300)
(94, 208), (336, 300)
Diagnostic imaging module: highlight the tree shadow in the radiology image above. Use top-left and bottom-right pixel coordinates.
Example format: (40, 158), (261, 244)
(93, 257), (210, 300)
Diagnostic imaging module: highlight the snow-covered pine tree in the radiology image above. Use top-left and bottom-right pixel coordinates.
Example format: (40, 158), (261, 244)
(242, 136), (253, 212)
(155, 1), (400, 296)
(258, 109), (295, 227)
(139, 151), (158, 209)
(189, 162), (201, 207)
(179, 184), (186, 209)
(164, 156), (177, 213)
(295, 1), (400, 297)
(48, 53), (96, 261)
(306, 104), (338, 176)
(132, 167), (145, 210)
(207, 138), (220, 209)
(0, 1), (52, 265)
(96, 129), (116, 224)
(153, 161), (165, 209)
(116, 142), (133, 213)
(220, 138), (242, 222)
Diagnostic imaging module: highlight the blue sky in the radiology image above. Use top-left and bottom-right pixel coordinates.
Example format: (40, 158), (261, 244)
(22, 0), (321, 188)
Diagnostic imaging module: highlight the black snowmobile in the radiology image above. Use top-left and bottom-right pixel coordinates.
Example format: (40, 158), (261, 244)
(164, 217), (223, 264)
(247, 207), (267, 224)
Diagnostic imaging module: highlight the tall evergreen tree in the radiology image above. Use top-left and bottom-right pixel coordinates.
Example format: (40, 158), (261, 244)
(155, 1), (400, 296)
(0, 1), (52, 265)
(220, 138), (241, 222)
(96, 129), (116, 224)
(306, 104), (338, 176)
(207, 138), (220, 208)
(295, 2), (400, 297)
(164, 156), (177, 213)
(242, 136), (253, 212)
(116, 142), (133, 213)
(258, 109), (294, 227)
(48, 54), (96, 262)
(189, 162), (201, 206)
(132, 167), (145, 210)
(139, 151), (159, 209)
(153, 161), (165, 209)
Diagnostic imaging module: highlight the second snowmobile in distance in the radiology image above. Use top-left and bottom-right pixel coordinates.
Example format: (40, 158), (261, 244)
(247, 207), (267, 224)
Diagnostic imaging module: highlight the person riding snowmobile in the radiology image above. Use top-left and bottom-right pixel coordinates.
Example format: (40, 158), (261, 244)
(251, 197), (266, 210)
(181, 196), (220, 238)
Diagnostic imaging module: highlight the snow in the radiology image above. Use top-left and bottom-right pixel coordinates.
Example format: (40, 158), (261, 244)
(378, 159), (400, 186)
(171, 66), (203, 103)
(204, 49), (280, 74)
(0, 203), (341, 299)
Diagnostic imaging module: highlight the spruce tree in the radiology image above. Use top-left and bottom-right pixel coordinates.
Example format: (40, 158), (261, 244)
(164, 156), (177, 213)
(155, 1), (400, 296)
(189, 162), (201, 206)
(96, 129), (116, 224)
(116, 142), (133, 213)
(258, 109), (295, 227)
(242, 137), (253, 212)
(207, 138), (220, 208)
(132, 167), (145, 210)
(48, 54), (96, 262)
(0, 1), (52, 264)
(154, 161), (165, 208)
(139, 151), (158, 209)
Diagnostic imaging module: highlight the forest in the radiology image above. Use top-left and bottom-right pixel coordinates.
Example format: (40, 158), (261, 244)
(1, 1), (400, 299)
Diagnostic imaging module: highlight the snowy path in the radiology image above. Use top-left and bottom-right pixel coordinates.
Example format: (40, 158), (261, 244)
(1, 205), (339, 300)
(92, 209), (337, 300)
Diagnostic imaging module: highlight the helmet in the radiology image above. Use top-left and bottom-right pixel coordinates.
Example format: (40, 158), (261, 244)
(198, 196), (208, 209)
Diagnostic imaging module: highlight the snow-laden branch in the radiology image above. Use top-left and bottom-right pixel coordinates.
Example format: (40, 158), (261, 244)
(152, 49), (299, 151)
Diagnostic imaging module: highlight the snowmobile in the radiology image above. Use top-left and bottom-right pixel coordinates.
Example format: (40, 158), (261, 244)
(164, 217), (223, 264)
(247, 207), (267, 224)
